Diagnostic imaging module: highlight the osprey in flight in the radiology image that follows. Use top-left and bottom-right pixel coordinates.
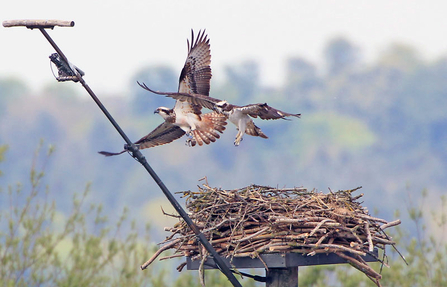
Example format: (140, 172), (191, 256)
(137, 83), (301, 146)
(99, 30), (226, 156)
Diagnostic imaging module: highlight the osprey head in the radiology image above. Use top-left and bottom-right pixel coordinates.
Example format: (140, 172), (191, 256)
(154, 107), (172, 119)
(214, 100), (229, 113)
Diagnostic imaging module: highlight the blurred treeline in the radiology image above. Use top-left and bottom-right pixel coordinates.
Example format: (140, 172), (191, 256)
(1, 143), (446, 286)
(0, 36), (446, 241)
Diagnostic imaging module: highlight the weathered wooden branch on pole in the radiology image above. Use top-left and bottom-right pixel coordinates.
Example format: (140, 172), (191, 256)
(2, 19), (75, 29)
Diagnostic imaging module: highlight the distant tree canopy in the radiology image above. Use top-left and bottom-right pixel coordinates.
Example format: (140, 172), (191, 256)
(284, 57), (321, 110)
(131, 66), (178, 115)
(324, 37), (359, 76)
(0, 36), (446, 258)
(0, 77), (28, 99)
(224, 60), (260, 101)
(0, 77), (28, 114)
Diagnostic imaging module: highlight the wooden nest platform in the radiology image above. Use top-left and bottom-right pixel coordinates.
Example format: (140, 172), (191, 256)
(142, 184), (403, 286)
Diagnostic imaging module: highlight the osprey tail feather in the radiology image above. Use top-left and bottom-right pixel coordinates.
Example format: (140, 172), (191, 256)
(245, 121), (268, 139)
(192, 112), (227, 146)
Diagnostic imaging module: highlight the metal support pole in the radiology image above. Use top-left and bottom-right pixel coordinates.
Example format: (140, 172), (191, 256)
(266, 268), (298, 287)
(4, 21), (242, 287)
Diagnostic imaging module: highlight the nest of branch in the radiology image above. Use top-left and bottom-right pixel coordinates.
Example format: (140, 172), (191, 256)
(142, 184), (403, 286)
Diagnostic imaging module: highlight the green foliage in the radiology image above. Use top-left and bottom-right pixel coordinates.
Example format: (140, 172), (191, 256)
(0, 145), (7, 177)
(299, 265), (335, 287)
(0, 143), (162, 286)
(376, 190), (447, 287)
(0, 143), (263, 287)
(173, 270), (258, 287)
(295, 113), (376, 153)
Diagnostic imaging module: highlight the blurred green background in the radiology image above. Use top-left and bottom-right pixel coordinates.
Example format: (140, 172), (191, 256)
(1, 37), (445, 232)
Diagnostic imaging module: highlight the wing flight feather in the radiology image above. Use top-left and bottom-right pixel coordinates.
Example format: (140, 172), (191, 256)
(246, 103), (301, 120)
(178, 29), (212, 96)
(98, 122), (186, 156)
(134, 122), (186, 149)
(137, 81), (219, 111)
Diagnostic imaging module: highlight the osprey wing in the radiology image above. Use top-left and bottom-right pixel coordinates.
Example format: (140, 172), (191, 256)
(244, 103), (301, 120)
(137, 82), (220, 112)
(98, 122), (186, 157)
(133, 121), (186, 149)
(171, 92), (220, 111)
(178, 29), (212, 96)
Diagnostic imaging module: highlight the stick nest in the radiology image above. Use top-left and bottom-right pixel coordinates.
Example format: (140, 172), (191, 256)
(142, 184), (403, 287)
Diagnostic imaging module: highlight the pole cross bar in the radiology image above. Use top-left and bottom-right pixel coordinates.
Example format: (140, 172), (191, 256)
(3, 19), (75, 29)
(3, 20), (242, 287)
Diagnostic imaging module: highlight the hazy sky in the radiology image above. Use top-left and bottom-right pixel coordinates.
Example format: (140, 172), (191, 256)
(2, 1), (447, 95)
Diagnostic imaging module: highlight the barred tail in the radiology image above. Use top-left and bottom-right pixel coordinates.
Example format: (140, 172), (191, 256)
(245, 121), (268, 139)
(192, 112), (227, 146)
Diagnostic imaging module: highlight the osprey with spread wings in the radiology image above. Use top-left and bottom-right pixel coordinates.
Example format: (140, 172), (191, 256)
(99, 30), (226, 156)
(137, 83), (301, 146)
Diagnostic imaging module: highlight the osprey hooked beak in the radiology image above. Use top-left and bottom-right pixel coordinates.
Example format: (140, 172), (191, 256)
(154, 107), (167, 114)
(154, 107), (171, 119)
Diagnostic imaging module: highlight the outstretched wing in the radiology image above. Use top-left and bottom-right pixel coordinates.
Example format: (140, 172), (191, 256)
(137, 82), (220, 111)
(137, 82), (301, 121)
(244, 103), (301, 120)
(133, 122), (186, 149)
(98, 122), (186, 157)
(178, 29), (212, 96)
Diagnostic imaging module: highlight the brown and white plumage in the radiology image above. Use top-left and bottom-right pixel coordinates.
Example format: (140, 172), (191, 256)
(137, 84), (301, 146)
(98, 122), (186, 156)
(178, 29), (212, 96)
(156, 29), (226, 146)
(99, 30), (226, 157)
